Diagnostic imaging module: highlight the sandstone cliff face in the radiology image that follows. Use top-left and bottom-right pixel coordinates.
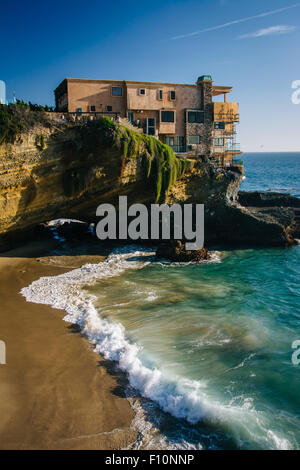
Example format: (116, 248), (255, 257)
(0, 121), (150, 250)
(0, 120), (298, 251)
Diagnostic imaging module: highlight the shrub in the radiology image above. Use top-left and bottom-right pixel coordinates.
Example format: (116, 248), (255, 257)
(0, 102), (51, 144)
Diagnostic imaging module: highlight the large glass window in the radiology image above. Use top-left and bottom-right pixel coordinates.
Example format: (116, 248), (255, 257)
(214, 138), (224, 146)
(214, 121), (225, 129)
(176, 136), (185, 146)
(146, 117), (156, 135)
(161, 111), (175, 122)
(188, 135), (201, 145)
(165, 136), (175, 146)
(112, 87), (123, 96)
(187, 111), (204, 123)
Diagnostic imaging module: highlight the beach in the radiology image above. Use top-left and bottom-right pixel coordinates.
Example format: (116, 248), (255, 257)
(0, 240), (137, 450)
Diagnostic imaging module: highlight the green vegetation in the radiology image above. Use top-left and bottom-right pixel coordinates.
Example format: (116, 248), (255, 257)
(0, 101), (52, 145)
(40, 135), (45, 150)
(82, 116), (193, 202)
(112, 120), (193, 201)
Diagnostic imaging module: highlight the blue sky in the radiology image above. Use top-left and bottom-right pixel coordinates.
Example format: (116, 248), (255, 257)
(1, 0), (299, 151)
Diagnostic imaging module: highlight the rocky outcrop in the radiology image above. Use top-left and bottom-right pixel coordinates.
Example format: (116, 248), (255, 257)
(156, 240), (210, 262)
(238, 191), (300, 240)
(0, 117), (299, 251)
(166, 166), (297, 247)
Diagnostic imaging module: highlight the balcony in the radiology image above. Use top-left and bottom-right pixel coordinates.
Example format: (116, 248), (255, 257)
(231, 158), (243, 166)
(171, 145), (187, 154)
(213, 102), (239, 122)
(225, 143), (241, 153)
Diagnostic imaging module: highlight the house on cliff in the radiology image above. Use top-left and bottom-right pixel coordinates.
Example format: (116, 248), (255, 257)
(54, 75), (242, 169)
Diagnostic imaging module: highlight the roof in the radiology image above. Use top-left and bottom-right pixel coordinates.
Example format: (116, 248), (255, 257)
(212, 86), (232, 96)
(54, 78), (233, 94)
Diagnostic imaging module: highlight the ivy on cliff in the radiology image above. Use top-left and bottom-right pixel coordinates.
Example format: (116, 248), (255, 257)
(109, 119), (194, 202)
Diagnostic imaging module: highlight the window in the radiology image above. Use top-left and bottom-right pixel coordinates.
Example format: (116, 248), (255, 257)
(107, 105), (112, 111)
(112, 87), (122, 96)
(90, 105), (96, 112)
(128, 112), (134, 123)
(214, 122), (225, 129)
(158, 90), (163, 100)
(146, 117), (156, 135)
(139, 89), (146, 95)
(214, 138), (224, 146)
(165, 136), (175, 146)
(188, 135), (201, 145)
(161, 110), (175, 123)
(187, 111), (204, 123)
(170, 91), (176, 100)
(176, 136), (185, 146)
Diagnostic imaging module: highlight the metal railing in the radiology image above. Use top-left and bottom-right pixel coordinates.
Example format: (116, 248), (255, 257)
(231, 158), (243, 166)
(226, 143), (241, 152)
(171, 145), (187, 153)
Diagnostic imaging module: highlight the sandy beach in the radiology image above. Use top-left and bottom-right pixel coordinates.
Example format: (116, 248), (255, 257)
(0, 240), (137, 450)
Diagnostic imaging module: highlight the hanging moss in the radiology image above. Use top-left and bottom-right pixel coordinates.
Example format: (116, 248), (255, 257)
(114, 128), (194, 202)
(40, 135), (45, 150)
(141, 152), (152, 178)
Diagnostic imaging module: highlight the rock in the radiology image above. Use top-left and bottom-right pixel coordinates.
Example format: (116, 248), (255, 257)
(156, 240), (211, 262)
(238, 191), (300, 208)
(237, 191), (300, 242)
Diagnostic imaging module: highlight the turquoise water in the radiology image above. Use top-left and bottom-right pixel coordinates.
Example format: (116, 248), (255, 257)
(83, 153), (300, 449)
(87, 153), (300, 449)
(88, 244), (300, 449)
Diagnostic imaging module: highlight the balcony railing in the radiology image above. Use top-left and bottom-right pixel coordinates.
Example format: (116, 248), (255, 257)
(231, 158), (244, 166)
(171, 145), (187, 153)
(226, 143), (241, 152)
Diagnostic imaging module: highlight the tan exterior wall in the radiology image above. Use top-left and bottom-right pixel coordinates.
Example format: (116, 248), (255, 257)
(67, 79), (126, 114)
(213, 102), (239, 122)
(126, 83), (201, 136)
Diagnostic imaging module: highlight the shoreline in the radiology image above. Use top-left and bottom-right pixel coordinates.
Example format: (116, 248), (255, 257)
(0, 239), (137, 450)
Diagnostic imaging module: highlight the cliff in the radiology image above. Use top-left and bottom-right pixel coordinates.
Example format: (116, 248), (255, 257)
(0, 116), (298, 251)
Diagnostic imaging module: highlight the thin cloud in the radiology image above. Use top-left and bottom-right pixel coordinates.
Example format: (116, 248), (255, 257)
(170, 2), (300, 40)
(238, 25), (297, 39)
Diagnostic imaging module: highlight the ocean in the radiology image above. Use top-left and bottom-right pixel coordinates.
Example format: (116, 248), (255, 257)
(22, 152), (300, 450)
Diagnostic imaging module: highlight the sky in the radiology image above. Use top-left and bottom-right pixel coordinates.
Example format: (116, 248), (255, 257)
(0, 0), (299, 151)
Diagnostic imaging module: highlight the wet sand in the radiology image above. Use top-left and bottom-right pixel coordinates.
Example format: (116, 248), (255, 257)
(0, 240), (137, 449)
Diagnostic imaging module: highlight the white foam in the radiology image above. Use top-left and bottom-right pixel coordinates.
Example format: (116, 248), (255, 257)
(21, 245), (290, 450)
